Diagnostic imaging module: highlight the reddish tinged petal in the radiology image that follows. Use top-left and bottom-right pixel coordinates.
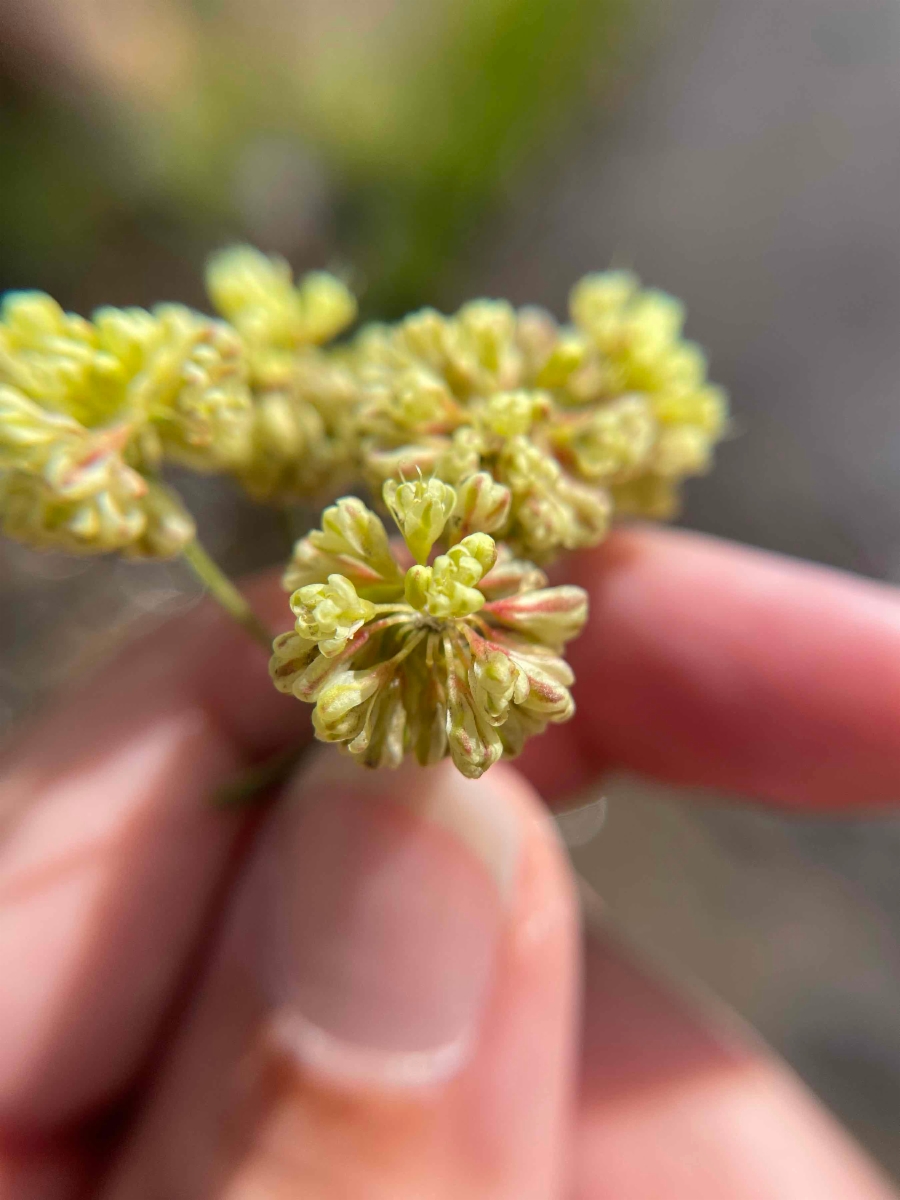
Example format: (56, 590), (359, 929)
(485, 585), (588, 650)
(289, 614), (408, 702)
(478, 546), (548, 600)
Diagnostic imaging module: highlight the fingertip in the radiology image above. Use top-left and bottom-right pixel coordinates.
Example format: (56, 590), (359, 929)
(104, 752), (581, 1198)
(545, 526), (900, 810)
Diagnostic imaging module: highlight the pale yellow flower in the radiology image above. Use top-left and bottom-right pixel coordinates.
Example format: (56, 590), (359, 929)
(272, 490), (587, 778)
(0, 292), (253, 471)
(565, 272), (728, 516)
(383, 475), (457, 564)
(404, 534), (497, 619)
(205, 246), (360, 503)
(350, 272), (727, 560)
(291, 574), (377, 656)
(0, 288), (254, 555)
(282, 494), (405, 601)
(232, 353), (359, 503)
(207, 247), (356, 360)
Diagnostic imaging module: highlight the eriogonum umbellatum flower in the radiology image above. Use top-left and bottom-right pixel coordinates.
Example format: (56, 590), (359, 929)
(0, 290), (250, 554)
(271, 478), (588, 777)
(0, 248), (724, 571)
(0, 247), (728, 781)
(349, 271), (727, 560)
(206, 247), (359, 503)
(558, 271), (728, 519)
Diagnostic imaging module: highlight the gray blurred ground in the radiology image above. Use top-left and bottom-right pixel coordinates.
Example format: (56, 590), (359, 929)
(470, 0), (900, 1174)
(2, 0), (900, 1177)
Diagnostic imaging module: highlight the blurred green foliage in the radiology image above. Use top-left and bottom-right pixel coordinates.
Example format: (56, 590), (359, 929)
(0, 0), (632, 313)
(301, 0), (632, 312)
(0, 85), (118, 290)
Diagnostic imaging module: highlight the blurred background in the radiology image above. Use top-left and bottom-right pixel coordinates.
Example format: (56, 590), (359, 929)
(2, 0), (900, 1177)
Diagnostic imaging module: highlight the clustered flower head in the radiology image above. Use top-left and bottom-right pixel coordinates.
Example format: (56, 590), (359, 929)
(350, 270), (727, 560)
(271, 477), (587, 777)
(0, 249), (358, 555)
(0, 288), (251, 554)
(0, 246), (727, 775)
(206, 247), (359, 503)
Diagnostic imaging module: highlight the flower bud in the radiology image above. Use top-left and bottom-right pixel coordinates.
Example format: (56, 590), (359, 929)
(569, 271), (639, 333)
(447, 687), (503, 779)
(126, 482), (196, 559)
(295, 271), (357, 345)
(291, 574), (376, 656)
(383, 475), (456, 564)
(482, 391), (535, 437)
(405, 533), (496, 619)
(206, 246), (355, 351)
(560, 394), (656, 482)
(485, 585), (588, 652)
(283, 496), (404, 600)
(534, 334), (587, 389)
(469, 649), (528, 724)
(447, 470), (511, 542)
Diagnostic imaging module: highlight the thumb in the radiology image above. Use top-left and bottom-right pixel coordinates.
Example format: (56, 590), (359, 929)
(102, 749), (579, 1200)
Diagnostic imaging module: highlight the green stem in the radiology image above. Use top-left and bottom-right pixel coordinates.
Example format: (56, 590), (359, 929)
(181, 538), (272, 649)
(214, 740), (311, 808)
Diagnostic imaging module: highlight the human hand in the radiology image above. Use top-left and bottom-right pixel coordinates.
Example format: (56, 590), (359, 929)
(1, 527), (899, 1199)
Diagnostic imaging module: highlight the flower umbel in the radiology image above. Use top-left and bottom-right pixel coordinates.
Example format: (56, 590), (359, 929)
(206, 246), (359, 504)
(351, 272), (727, 559)
(0, 246), (732, 782)
(272, 486), (588, 778)
(0, 293), (249, 555)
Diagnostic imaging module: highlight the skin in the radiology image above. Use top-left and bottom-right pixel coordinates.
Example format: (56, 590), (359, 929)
(1, 525), (899, 1199)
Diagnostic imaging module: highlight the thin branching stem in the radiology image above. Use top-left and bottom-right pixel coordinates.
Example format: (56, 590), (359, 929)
(214, 740), (310, 808)
(181, 538), (272, 650)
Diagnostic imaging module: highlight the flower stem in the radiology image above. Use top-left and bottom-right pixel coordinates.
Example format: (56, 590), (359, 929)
(181, 538), (272, 649)
(214, 740), (311, 808)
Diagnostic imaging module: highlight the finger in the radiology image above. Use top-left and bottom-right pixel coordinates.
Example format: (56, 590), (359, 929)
(0, 1134), (89, 1200)
(518, 526), (900, 810)
(6, 522), (892, 1136)
(0, 578), (304, 1132)
(570, 892), (898, 1200)
(102, 752), (579, 1200)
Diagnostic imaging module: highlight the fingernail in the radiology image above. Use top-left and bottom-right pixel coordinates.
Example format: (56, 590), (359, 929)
(252, 751), (519, 1088)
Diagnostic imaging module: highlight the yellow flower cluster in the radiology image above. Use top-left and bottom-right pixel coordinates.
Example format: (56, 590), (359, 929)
(0, 249), (358, 555)
(206, 247), (359, 502)
(350, 271), (727, 560)
(0, 291), (251, 554)
(271, 478), (587, 777)
(564, 272), (728, 519)
(0, 247), (725, 573)
(0, 250), (730, 772)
